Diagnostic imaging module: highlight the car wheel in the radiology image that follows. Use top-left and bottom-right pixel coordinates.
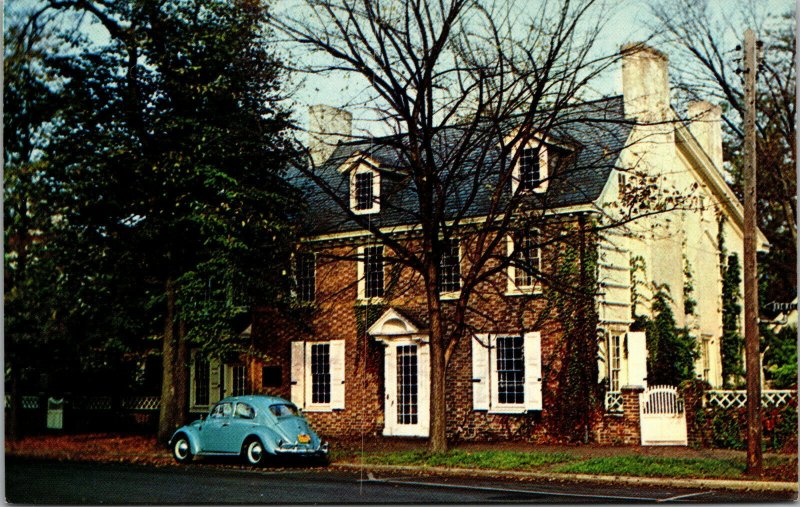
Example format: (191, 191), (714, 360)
(243, 438), (266, 466)
(172, 434), (193, 464)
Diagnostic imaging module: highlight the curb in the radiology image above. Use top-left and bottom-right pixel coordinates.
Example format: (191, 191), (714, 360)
(334, 462), (799, 493)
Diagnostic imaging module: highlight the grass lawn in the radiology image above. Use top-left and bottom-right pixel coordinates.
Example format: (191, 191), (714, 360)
(552, 456), (748, 479)
(346, 450), (797, 480)
(358, 449), (577, 469)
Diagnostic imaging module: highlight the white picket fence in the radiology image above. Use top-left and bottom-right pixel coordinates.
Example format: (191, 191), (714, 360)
(704, 390), (796, 409)
(639, 385), (687, 445)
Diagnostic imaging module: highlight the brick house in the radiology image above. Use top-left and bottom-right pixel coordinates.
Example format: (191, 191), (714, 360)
(187, 44), (767, 443)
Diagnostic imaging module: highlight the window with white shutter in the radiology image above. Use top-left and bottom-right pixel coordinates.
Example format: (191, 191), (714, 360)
(189, 352), (222, 412)
(472, 332), (542, 413)
(292, 340), (346, 412)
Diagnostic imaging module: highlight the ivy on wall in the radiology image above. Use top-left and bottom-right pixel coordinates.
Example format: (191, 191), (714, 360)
(682, 245), (697, 317)
(545, 219), (600, 443)
(717, 220), (744, 387)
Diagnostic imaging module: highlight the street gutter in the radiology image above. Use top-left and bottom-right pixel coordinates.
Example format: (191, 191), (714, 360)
(334, 462), (799, 493)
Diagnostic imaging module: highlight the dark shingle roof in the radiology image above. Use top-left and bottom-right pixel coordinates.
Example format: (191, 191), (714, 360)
(292, 96), (632, 236)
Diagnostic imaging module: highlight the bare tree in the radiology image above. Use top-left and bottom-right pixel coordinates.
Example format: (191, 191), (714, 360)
(273, 0), (692, 451)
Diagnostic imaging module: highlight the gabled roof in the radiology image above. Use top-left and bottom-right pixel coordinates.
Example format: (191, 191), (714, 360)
(291, 96), (633, 237)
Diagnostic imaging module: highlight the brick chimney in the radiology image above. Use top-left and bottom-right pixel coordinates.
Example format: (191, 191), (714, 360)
(686, 101), (723, 170)
(308, 104), (353, 167)
(621, 43), (670, 122)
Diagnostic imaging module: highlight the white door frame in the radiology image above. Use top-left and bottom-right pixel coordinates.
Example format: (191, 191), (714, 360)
(382, 336), (430, 437)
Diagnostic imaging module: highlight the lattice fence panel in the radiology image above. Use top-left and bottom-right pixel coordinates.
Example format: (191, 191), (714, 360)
(74, 396), (113, 411)
(605, 391), (624, 413)
(22, 396), (40, 410)
(121, 396), (161, 411)
(705, 390), (797, 409)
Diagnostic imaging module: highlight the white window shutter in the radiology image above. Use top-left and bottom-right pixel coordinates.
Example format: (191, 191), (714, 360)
(330, 340), (346, 409)
(627, 331), (648, 388)
(524, 332), (542, 411)
(471, 335), (490, 410)
(597, 335), (607, 384)
(290, 341), (306, 408)
(417, 344), (430, 432)
(209, 358), (222, 404)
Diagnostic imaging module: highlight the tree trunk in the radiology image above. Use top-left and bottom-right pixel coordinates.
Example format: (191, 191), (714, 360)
(426, 263), (448, 453)
(157, 278), (187, 443)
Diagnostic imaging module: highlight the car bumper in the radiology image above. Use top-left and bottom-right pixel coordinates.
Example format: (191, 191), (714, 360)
(274, 441), (329, 456)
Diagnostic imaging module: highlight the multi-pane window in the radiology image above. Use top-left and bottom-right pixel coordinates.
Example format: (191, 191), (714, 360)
(609, 334), (621, 391)
(297, 253), (316, 302)
(702, 337), (711, 381)
(439, 239), (461, 293)
(311, 343), (331, 404)
(355, 172), (374, 210)
(194, 355), (210, 406)
(513, 232), (541, 288)
(496, 335), (525, 405)
(396, 345), (419, 425)
(519, 147), (541, 191)
(231, 364), (248, 396)
(364, 246), (384, 298)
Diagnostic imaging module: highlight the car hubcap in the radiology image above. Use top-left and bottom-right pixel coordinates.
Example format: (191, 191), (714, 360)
(175, 440), (189, 459)
(249, 442), (262, 463)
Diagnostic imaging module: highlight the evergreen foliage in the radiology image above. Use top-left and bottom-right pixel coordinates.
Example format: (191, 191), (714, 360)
(762, 324), (798, 389)
(644, 285), (698, 385)
(7, 0), (301, 440)
(718, 224), (744, 386)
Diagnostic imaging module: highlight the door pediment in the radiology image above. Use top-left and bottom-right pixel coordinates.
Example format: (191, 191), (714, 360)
(367, 308), (425, 338)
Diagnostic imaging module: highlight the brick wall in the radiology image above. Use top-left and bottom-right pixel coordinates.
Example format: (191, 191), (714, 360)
(593, 385), (643, 445)
(253, 223), (604, 443)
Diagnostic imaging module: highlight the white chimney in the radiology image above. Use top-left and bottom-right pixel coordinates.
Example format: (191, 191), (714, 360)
(686, 101), (723, 170)
(621, 43), (670, 122)
(308, 104), (353, 167)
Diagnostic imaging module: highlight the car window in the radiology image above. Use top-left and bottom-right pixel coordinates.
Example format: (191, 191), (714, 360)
(210, 402), (232, 418)
(269, 403), (299, 417)
(234, 402), (255, 420)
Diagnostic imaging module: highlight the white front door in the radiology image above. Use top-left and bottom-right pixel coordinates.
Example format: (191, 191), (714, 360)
(383, 340), (430, 437)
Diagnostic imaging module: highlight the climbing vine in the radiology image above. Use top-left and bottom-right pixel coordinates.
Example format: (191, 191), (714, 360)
(717, 219), (744, 387)
(629, 255), (647, 322)
(682, 244), (697, 317)
(544, 220), (599, 443)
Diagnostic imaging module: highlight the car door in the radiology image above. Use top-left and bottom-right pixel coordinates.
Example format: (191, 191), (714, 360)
(228, 402), (258, 451)
(202, 402), (233, 452)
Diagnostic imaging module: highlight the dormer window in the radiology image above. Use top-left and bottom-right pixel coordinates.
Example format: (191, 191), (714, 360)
(519, 147), (542, 191)
(355, 172), (373, 209)
(350, 165), (380, 214)
(511, 139), (554, 194)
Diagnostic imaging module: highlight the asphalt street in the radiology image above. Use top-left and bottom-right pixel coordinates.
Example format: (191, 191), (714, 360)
(5, 458), (796, 504)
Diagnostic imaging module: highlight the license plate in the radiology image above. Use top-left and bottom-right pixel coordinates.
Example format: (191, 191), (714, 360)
(297, 434), (310, 444)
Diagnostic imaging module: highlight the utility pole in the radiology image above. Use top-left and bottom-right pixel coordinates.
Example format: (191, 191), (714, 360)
(742, 28), (762, 477)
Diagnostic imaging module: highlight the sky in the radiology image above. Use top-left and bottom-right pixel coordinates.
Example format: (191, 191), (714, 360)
(281, 0), (794, 137)
(7, 0), (795, 137)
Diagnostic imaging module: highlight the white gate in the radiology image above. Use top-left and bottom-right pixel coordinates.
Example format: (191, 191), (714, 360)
(639, 385), (687, 446)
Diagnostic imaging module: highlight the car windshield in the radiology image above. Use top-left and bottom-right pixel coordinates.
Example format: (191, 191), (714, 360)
(269, 403), (299, 417)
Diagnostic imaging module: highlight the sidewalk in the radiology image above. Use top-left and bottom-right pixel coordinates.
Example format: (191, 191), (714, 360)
(5, 433), (798, 493)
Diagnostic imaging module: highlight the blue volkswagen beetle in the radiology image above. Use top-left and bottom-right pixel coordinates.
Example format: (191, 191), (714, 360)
(168, 395), (329, 466)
